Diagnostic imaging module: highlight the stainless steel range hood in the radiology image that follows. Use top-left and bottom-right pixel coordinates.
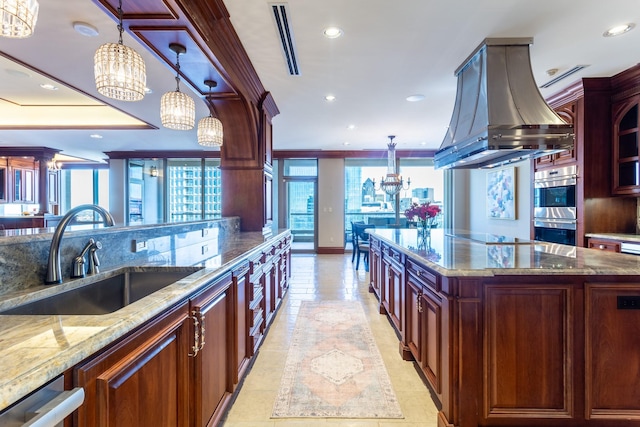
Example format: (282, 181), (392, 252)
(434, 38), (574, 170)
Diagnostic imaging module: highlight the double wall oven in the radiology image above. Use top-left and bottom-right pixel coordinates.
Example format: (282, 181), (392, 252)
(533, 165), (577, 246)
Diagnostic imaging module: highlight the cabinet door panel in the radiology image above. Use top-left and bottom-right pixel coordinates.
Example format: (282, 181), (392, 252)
(586, 285), (640, 420)
(422, 290), (441, 393)
(405, 277), (422, 362)
(75, 303), (190, 427)
(97, 334), (181, 427)
(484, 285), (571, 418)
(193, 291), (231, 427)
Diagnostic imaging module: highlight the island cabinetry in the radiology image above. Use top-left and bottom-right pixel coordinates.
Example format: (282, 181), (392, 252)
(231, 260), (251, 383)
(189, 272), (234, 427)
(585, 283), (640, 420)
(587, 237), (621, 252)
(404, 259), (442, 395)
(74, 301), (191, 427)
(369, 236), (382, 305)
(382, 244), (405, 342)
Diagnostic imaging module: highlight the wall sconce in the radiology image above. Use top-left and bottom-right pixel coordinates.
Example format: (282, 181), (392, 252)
(149, 165), (158, 177)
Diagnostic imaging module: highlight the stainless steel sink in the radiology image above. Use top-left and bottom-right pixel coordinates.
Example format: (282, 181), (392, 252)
(0, 270), (198, 315)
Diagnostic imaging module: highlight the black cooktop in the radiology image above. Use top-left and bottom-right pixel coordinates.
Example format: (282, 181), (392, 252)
(447, 232), (533, 245)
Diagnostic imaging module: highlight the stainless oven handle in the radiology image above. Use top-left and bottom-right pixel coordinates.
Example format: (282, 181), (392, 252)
(534, 176), (577, 188)
(534, 218), (577, 230)
(22, 387), (85, 427)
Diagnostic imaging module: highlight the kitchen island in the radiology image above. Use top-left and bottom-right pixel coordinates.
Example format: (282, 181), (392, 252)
(0, 220), (291, 426)
(369, 228), (640, 427)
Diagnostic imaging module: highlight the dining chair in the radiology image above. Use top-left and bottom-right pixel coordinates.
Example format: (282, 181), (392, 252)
(350, 221), (365, 263)
(354, 223), (374, 271)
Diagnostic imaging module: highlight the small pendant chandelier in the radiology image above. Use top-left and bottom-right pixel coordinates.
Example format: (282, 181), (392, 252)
(373, 135), (410, 196)
(197, 80), (224, 147)
(0, 0), (39, 38)
(161, 43), (195, 130)
(94, 0), (146, 101)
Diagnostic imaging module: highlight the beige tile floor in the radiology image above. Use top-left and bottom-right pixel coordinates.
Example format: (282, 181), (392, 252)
(222, 254), (439, 427)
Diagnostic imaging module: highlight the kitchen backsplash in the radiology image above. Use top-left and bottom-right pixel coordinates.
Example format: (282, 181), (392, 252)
(0, 217), (240, 297)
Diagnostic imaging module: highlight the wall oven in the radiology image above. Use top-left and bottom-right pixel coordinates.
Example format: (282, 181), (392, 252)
(533, 165), (577, 246)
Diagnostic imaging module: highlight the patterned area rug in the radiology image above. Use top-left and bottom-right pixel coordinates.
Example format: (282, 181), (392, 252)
(272, 300), (403, 418)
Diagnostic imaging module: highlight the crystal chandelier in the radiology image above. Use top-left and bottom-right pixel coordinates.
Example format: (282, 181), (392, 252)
(0, 0), (39, 38)
(94, 0), (146, 102)
(161, 43), (195, 130)
(373, 135), (410, 196)
(197, 80), (224, 147)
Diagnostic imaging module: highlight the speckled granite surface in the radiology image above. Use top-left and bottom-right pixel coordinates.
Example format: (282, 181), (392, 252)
(372, 228), (640, 276)
(0, 223), (289, 412)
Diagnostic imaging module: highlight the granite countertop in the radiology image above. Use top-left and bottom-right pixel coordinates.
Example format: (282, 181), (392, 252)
(0, 229), (289, 412)
(371, 228), (640, 277)
(584, 232), (640, 243)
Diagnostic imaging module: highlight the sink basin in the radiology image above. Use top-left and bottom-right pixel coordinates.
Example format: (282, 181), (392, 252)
(0, 270), (198, 315)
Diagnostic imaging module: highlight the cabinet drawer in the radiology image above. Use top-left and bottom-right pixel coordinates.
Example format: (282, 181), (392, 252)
(249, 307), (263, 329)
(249, 283), (263, 304)
(383, 245), (403, 265)
(588, 238), (621, 253)
(406, 259), (439, 292)
(370, 237), (381, 251)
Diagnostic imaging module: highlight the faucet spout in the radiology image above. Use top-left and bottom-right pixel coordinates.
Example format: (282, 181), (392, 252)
(45, 204), (115, 285)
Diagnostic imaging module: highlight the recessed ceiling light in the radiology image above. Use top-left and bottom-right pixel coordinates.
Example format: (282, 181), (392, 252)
(603, 23), (635, 37)
(325, 94), (336, 101)
(323, 27), (343, 39)
(420, 141), (427, 146)
(40, 84), (58, 91)
(343, 141), (350, 146)
(90, 134), (103, 139)
(73, 21), (99, 37)
(144, 87), (153, 94)
(406, 94), (425, 102)
(347, 124), (356, 130)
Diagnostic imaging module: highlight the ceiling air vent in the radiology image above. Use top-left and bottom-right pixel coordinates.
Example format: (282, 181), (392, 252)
(539, 65), (589, 88)
(270, 3), (300, 76)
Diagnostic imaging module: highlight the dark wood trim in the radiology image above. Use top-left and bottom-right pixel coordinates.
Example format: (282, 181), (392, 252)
(611, 63), (640, 102)
(104, 150), (221, 159)
(0, 146), (59, 160)
(273, 149), (437, 159)
(317, 247), (345, 254)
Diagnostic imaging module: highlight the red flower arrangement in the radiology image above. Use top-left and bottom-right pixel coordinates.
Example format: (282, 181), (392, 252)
(404, 201), (441, 227)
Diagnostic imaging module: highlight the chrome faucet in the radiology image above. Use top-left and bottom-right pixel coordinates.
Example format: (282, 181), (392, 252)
(71, 238), (103, 278)
(45, 204), (115, 284)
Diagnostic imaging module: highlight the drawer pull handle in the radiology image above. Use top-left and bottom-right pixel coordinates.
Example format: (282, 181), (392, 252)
(188, 310), (200, 357)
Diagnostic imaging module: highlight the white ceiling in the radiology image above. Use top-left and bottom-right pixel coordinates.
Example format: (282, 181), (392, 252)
(0, 0), (638, 162)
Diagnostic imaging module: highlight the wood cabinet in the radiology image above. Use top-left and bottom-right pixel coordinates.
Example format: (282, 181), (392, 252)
(189, 272), (234, 427)
(539, 79), (637, 246)
(74, 301), (191, 427)
(405, 259), (442, 394)
(368, 237), (382, 306)
(587, 237), (622, 252)
(231, 260), (251, 383)
(534, 100), (577, 169)
(9, 158), (38, 204)
(73, 232), (291, 427)
(382, 244), (404, 339)
(612, 95), (640, 194)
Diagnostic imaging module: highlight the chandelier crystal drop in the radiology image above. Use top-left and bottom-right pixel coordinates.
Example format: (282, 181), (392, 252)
(197, 79), (224, 146)
(0, 0), (39, 38)
(94, 0), (146, 101)
(161, 43), (195, 130)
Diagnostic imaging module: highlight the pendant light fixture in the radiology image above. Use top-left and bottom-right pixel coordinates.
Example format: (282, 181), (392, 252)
(197, 80), (224, 147)
(94, 0), (146, 101)
(0, 0), (39, 38)
(161, 43), (195, 130)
